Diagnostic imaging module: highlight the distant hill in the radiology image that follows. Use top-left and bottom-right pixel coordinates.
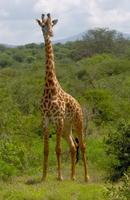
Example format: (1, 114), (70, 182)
(0, 31), (130, 47)
(53, 32), (84, 44)
(0, 43), (17, 48)
(53, 31), (130, 44)
(0, 32), (84, 48)
(54, 31), (130, 44)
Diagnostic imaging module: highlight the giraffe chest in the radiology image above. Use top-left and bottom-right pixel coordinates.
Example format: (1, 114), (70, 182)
(41, 97), (65, 119)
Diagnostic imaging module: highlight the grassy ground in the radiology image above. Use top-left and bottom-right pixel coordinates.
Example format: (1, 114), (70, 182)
(0, 134), (107, 200)
(0, 167), (106, 200)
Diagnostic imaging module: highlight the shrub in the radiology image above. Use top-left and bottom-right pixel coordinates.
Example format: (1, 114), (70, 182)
(84, 89), (118, 124)
(0, 136), (27, 180)
(105, 121), (130, 181)
(105, 173), (130, 200)
(0, 54), (13, 67)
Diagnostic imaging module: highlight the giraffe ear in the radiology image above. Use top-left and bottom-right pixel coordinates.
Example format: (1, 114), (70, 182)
(36, 19), (42, 27)
(52, 19), (58, 26)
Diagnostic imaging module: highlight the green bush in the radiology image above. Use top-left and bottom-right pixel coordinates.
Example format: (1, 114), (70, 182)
(106, 173), (130, 200)
(0, 54), (13, 67)
(105, 121), (130, 181)
(0, 160), (17, 181)
(0, 137), (27, 180)
(84, 89), (118, 124)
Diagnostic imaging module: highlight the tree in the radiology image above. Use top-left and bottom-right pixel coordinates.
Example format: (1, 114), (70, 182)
(82, 28), (127, 55)
(70, 28), (128, 60)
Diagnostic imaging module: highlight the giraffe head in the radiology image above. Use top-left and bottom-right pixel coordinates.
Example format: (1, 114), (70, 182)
(36, 13), (58, 39)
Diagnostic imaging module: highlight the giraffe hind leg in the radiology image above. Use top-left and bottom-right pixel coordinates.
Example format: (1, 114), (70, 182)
(63, 124), (76, 180)
(74, 137), (80, 164)
(76, 126), (89, 182)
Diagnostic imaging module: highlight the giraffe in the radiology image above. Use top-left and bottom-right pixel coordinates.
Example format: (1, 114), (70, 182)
(36, 13), (89, 182)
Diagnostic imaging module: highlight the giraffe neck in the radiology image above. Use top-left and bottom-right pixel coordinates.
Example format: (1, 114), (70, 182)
(44, 36), (58, 86)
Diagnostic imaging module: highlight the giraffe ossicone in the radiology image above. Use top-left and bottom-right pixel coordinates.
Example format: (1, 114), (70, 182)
(36, 13), (89, 182)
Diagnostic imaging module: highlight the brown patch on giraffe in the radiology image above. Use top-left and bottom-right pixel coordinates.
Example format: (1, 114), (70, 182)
(47, 60), (52, 65)
(45, 96), (49, 99)
(48, 55), (54, 60)
(48, 92), (51, 99)
(47, 79), (55, 86)
(44, 88), (49, 95)
(45, 82), (49, 87)
(46, 67), (51, 72)
(47, 47), (52, 53)
(47, 71), (54, 78)
(66, 102), (71, 108)
(51, 87), (57, 96)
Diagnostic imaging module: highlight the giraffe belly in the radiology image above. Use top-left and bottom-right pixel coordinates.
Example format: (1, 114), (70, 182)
(64, 110), (74, 121)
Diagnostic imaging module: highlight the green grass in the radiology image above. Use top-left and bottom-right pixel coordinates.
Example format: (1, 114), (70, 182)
(0, 134), (107, 200)
(0, 131), (108, 199)
(0, 171), (106, 200)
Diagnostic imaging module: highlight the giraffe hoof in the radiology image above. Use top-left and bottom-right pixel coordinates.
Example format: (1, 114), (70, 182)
(71, 176), (76, 181)
(85, 175), (90, 182)
(41, 176), (46, 182)
(57, 176), (63, 181)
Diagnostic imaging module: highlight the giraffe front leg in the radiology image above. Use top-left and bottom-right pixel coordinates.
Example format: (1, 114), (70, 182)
(55, 120), (64, 181)
(41, 128), (49, 181)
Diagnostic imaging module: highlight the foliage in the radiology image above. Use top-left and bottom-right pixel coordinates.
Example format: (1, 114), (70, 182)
(105, 173), (130, 200)
(84, 28), (127, 55)
(0, 53), (14, 67)
(84, 89), (118, 124)
(105, 121), (130, 181)
(70, 28), (128, 60)
(0, 136), (27, 180)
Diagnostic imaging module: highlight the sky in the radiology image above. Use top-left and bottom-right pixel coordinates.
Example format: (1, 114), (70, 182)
(0, 0), (130, 45)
